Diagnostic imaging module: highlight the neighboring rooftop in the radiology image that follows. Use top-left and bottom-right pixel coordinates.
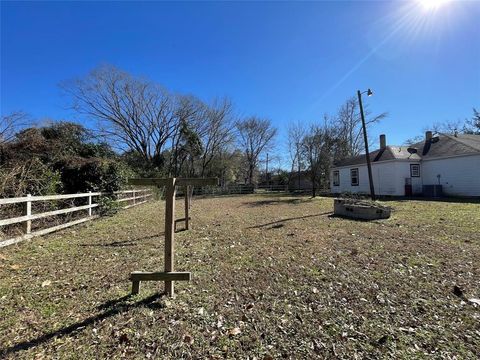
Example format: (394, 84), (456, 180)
(333, 132), (480, 167)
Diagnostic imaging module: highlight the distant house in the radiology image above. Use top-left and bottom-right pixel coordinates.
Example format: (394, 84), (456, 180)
(330, 132), (480, 197)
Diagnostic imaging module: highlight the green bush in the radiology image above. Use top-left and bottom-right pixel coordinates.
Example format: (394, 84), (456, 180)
(96, 195), (121, 216)
(57, 157), (133, 194)
(0, 159), (63, 198)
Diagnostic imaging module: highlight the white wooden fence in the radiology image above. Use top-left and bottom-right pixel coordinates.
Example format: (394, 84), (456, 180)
(0, 189), (153, 248)
(193, 184), (290, 196)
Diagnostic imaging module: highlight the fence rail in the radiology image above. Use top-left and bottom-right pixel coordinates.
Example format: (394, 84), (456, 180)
(192, 184), (291, 196)
(0, 189), (153, 248)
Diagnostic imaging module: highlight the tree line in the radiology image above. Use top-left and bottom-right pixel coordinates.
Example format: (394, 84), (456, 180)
(1, 64), (478, 198)
(0, 65), (278, 198)
(287, 105), (479, 197)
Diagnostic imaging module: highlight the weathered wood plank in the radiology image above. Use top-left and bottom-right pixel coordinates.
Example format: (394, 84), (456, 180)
(164, 178), (176, 296)
(130, 271), (191, 282)
(132, 280), (140, 294)
(185, 186), (190, 230)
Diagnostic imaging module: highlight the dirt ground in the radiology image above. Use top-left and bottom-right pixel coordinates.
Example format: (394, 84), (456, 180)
(0, 194), (479, 359)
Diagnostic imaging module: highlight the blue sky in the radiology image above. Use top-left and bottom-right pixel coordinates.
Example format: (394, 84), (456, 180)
(1, 1), (479, 160)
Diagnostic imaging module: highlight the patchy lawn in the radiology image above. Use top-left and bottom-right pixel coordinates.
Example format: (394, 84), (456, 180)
(0, 194), (479, 359)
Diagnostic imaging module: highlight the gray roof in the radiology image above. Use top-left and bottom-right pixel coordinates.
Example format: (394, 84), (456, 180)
(333, 133), (480, 167)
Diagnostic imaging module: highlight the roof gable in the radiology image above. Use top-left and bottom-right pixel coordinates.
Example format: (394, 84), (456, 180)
(332, 133), (480, 167)
(410, 133), (480, 158)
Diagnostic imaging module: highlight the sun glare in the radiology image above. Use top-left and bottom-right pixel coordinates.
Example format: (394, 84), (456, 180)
(417, 0), (450, 11)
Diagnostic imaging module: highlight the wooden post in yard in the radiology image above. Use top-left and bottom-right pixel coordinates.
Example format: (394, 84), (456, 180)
(189, 185), (193, 209)
(164, 178), (176, 296)
(127, 177), (217, 297)
(23, 194), (32, 234)
(184, 186), (190, 230)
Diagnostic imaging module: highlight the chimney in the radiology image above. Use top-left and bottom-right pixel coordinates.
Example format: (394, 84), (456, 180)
(379, 134), (386, 149)
(425, 131), (432, 141)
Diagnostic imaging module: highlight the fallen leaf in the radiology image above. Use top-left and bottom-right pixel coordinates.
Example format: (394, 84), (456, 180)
(9, 264), (21, 270)
(41, 280), (52, 287)
(228, 327), (241, 336)
(183, 334), (194, 345)
(312, 287), (318, 294)
(468, 298), (480, 306)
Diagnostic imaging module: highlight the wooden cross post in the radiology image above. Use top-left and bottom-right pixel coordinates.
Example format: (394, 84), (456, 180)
(164, 178), (176, 295)
(127, 177), (217, 297)
(184, 186), (190, 230)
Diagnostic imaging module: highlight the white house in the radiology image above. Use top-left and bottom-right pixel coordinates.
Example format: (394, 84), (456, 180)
(330, 132), (480, 197)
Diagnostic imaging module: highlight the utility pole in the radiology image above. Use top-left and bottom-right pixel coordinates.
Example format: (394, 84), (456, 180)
(357, 89), (376, 201)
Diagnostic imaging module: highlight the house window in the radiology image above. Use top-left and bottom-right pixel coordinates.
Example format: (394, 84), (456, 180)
(350, 168), (359, 186)
(410, 164), (420, 177)
(333, 170), (340, 186)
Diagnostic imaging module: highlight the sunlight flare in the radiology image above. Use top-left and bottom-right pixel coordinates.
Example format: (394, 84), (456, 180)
(417, 0), (451, 11)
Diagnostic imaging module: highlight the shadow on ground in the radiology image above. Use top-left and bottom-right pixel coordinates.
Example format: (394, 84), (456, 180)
(248, 212), (332, 229)
(0, 292), (166, 357)
(243, 198), (307, 207)
(78, 233), (164, 247)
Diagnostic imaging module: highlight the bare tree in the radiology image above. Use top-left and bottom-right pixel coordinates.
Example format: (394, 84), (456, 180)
(1, 111), (29, 144)
(236, 117), (277, 185)
(300, 121), (336, 197)
(287, 122), (306, 189)
(197, 98), (236, 176)
(464, 108), (480, 134)
(335, 97), (387, 159)
(430, 119), (464, 134)
(167, 95), (205, 176)
(403, 117), (473, 145)
(62, 65), (178, 167)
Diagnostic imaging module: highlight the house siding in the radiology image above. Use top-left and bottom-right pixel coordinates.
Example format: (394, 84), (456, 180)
(330, 154), (480, 197)
(331, 161), (420, 196)
(421, 154), (480, 197)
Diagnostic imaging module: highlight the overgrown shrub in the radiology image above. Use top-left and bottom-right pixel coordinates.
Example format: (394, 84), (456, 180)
(57, 157), (135, 215)
(57, 157), (132, 194)
(96, 195), (121, 216)
(0, 158), (63, 198)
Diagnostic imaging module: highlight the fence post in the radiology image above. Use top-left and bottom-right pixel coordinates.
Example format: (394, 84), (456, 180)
(185, 186), (190, 230)
(88, 191), (92, 217)
(23, 194), (32, 234)
(133, 190), (136, 206)
(164, 178), (176, 296)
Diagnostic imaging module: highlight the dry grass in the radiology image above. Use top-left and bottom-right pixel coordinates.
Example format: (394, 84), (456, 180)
(0, 194), (479, 359)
